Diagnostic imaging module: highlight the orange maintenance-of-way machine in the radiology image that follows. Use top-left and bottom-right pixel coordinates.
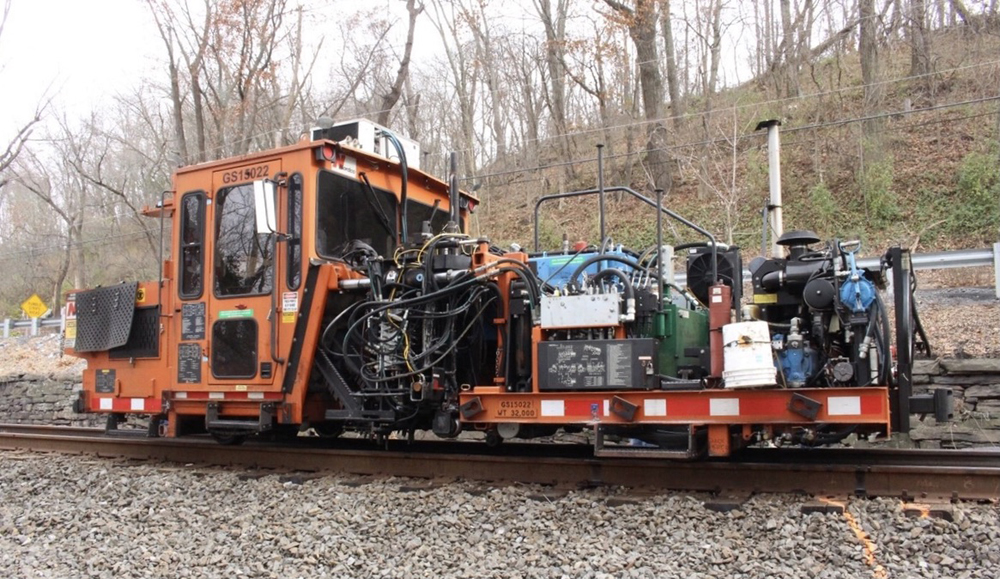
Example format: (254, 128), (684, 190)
(66, 119), (951, 457)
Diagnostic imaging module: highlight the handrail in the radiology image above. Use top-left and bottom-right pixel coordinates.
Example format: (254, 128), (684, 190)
(532, 185), (720, 284)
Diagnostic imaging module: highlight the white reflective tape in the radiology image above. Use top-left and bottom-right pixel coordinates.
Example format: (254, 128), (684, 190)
(644, 399), (667, 417)
(209, 392), (225, 400)
(130, 398), (145, 411)
(99, 398), (112, 410)
(248, 392), (265, 400)
(828, 396), (862, 416)
(709, 398), (740, 416)
(175, 392), (188, 399)
(540, 400), (565, 417)
(603, 400), (610, 416)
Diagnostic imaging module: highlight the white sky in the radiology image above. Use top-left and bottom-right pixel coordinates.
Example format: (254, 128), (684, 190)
(0, 0), (157, 141)
(0, 0), (430, 144)
(0, 0), (753, 147)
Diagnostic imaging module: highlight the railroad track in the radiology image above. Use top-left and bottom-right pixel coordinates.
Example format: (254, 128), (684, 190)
(1, 423), (998, 500)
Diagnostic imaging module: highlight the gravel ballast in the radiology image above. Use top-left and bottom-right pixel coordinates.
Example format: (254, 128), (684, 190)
(1, 452), (998, 578)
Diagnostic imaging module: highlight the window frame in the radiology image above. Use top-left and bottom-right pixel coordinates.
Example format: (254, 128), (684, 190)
(178, 190), (206, 300)
(213, 182), (275, 299)
(286, 172), (303, 290)
(210, 318), (259, 379)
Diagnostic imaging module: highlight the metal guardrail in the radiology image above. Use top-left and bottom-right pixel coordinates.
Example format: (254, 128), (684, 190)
(2, 244), (998, 338)
(857, 246), (999, 271)
(1, 317), (62, 338)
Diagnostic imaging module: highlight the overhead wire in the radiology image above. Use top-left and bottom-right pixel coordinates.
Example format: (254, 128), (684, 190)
(160, 52), (1000, 168)
(467, 94), (1000, 187)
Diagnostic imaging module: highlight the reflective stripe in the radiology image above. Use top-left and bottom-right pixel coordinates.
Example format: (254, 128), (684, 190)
(603, 400), (610, 416)
(95, 397), (162, 413)
(540, 400), (565, 417)
(709, 398), (740, 416)
(173, 391), (282, 401)
(644, 399), (667, 417)
(828, 396), (862, 416)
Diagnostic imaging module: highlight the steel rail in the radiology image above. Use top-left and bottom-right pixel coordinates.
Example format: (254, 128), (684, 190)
(1, 425), (997, 501)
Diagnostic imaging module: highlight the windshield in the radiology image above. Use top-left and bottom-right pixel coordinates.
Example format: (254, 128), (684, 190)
(316, 170), (452, 259)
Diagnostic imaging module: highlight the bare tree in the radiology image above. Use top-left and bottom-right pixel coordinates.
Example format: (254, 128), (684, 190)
(859, 0), (882, 141)
(466, 1), (508, 163)
(147, 0), (212, 164)
(377, 0), (424, 127)
(659, 0), (685, 128)
(604, 0), (671, 191)
(10, 127), (92, 307)
(909, 0), (933, 78)
(533, 0), (577, 181)
(692, 107), (753, 244)
(0, 0), (47, 184)
(503, 36), (544, 161)
(562, 15), (617, 160)
(427, 0), (480, 178)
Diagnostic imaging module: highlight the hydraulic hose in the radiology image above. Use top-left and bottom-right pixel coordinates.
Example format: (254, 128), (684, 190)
(382, 130), (409, 245)
(590, 268), (635, 302)
(567, 254), (650, 288)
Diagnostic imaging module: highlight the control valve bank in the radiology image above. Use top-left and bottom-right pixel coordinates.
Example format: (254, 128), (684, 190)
(66, 119), (951, 457)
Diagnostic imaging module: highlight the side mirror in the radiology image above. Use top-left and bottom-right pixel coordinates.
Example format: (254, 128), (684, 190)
(253, 180), (277, 235)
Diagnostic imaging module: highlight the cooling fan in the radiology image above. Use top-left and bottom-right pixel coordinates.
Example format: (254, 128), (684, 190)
(685, 246), (743, 307)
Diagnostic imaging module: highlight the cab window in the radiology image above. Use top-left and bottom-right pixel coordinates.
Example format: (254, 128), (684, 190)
(287, 173), (303, 290)
(214, 183), (274, 296)
(405, 198), (450, 238)
(315, 170), (462, 258)
(316, 170), (397, 259)
(179, 191), (205, 299)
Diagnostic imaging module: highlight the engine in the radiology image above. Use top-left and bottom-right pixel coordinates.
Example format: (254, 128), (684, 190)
(748, 230), (888, 389)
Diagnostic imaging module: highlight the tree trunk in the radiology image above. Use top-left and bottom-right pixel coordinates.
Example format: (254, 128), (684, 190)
(71, 219), (85, 290)
(605, 0), (670, 190)
(469, 5), (507, 163)
(909, 0), (933, 77)
(534, 0), (576, 181)
(377, 0), (423, 127)
(428, 0), (479, 179)
(659, 0), (684, 128)
(859, 0), (882, 141)
(51, 236), (72, 312)
(518, 48), (540, 161)
(148, 7), (188, 164)
(704, 0), (723, 117)
(780, 0), (800, 96)
(948, 0), (974, 27)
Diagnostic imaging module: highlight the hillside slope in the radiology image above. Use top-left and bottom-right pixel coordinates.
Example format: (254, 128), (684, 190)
(474, 27), (1000, 257)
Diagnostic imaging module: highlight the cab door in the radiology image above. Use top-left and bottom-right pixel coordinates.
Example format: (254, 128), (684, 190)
(208, 161), (282, 386)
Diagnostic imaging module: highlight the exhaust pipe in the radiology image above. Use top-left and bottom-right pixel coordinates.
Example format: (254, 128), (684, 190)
(449, 152), (460, 227)
(756, 119), (783, 257)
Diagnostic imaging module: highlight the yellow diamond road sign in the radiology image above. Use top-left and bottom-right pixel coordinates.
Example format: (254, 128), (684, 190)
(21, 294), (48, 319)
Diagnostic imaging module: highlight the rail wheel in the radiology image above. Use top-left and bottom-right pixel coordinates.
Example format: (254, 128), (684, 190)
(312, 422), (343, 439)
(210, 431), (248, 446)
(485, 428), (503, 448)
